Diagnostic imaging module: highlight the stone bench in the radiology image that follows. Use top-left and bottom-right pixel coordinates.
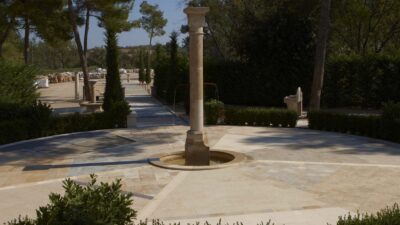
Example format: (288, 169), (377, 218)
(80, 102), (103, 113)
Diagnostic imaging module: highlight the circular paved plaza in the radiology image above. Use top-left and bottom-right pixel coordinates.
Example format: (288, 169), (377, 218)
(1, 125), (400, 225)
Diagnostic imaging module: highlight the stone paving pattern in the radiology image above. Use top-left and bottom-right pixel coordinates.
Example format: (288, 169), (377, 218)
(1, 81), (400, 224)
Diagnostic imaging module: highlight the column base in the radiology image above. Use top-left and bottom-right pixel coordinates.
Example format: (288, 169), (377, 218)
(185, 131), (210, 166)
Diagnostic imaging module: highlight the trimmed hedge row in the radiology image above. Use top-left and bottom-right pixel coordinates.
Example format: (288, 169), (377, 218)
(323, 54), (400, 108)
(0, 101), (130, 145)
(204, 100), (298, 128)
(308, 111), (383, 138)
(224, 107), (298, 128)
(308, 103), (400, 143)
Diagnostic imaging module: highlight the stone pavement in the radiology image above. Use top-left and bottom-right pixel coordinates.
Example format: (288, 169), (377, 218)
(124, 83), (186, 128)
(38, 78), (187, 128)
(1, 125), (400, 224)
(2, 79), (399, 224)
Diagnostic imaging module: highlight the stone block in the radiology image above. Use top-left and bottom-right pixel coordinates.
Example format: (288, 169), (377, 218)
(127, 111), (137, 128)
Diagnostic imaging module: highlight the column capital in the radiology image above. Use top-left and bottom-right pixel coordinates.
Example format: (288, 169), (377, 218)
(184, 7), (209, 29)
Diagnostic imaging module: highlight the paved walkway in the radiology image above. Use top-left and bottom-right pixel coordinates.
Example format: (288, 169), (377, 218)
(124, 83), (186, 128)
(2, 81), (399, 224)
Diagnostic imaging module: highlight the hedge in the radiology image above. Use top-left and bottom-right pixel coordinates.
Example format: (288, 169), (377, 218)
(308, 102), (400, 143)
(203, 99), (298, 128)
(323, 54), (400, 108)
(204, 99), (224, 125)
(0, 101), (130, 145)
(224, 107), (298, 128)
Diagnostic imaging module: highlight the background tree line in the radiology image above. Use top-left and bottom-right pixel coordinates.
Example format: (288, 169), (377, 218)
(173, 0), (400, 109)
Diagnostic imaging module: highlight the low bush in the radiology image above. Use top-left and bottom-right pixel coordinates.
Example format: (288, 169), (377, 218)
(336, 204), (400, 225)
(224, 107), (298, 128)
(381, 102), (400, 141)
(7, 175), (136, 225)
(204, 99), (224, 125)
(308, 104), (400, 143)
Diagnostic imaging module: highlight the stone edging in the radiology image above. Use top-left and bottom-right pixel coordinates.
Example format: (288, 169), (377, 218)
(148, 150), (248, 171)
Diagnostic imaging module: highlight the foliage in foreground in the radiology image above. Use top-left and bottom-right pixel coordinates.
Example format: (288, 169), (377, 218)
(7, 174), (136, 225)
(135, 220), (273, 225)
(336, 204), (400, 225)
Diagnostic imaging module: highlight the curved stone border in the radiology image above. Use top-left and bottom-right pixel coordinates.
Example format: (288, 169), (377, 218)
(148, 150), (248, 171)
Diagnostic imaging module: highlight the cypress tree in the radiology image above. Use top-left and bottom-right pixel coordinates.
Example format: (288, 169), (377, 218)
(103, 29), (124, 112)
(166, 32), (179, 104)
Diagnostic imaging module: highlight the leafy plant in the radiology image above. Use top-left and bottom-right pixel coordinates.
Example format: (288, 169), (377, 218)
(0, 63), (39, 104)
(336, 204), (400, 225)
(7, 175), (136, 225)
(204, 99), (224, 125)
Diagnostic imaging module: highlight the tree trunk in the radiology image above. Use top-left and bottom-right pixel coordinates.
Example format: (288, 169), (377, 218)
(67, 0), (91, 101)
(84, 8), (90, 57)
(24, 17), (30, 64)
(0, 19), (14, 59)
(309, 0), (332, 110)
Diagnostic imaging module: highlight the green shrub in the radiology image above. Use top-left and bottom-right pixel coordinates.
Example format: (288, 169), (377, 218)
(204, 99), (224, 125)
(224, 107), (297, 128)
(336, 204), (400, 225)
(6, 216), (35, 225)
(307, 110), (400, 142)
(136, 220), (274, 225)
(324, 54), (400, 108)
(382, 102), (400, 141)
(0, 119), (30, 145)
(0, 63), (39, 104)
(0, 102), (52, 143)
(7, 175), (136, 225)
(106, 101), (131, 128)
(50, 113), (109, 135)
(0, 101), (130, 145)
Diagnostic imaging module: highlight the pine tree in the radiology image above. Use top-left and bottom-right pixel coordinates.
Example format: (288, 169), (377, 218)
(102, 29), (124, 112)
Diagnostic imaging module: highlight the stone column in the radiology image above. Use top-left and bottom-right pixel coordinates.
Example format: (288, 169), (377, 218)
(89, 80), (97, 103)
(184, 7), (210, 166)
(75, 73), (80, 100)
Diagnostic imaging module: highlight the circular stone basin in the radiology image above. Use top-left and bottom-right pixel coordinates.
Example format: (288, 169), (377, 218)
(148, 150), (247, 171)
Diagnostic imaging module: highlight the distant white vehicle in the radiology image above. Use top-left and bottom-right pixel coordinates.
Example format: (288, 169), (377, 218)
(35, 78), (49, 88)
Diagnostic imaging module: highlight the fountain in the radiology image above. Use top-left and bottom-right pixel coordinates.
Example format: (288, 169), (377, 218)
(149, 7), (247, 170)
